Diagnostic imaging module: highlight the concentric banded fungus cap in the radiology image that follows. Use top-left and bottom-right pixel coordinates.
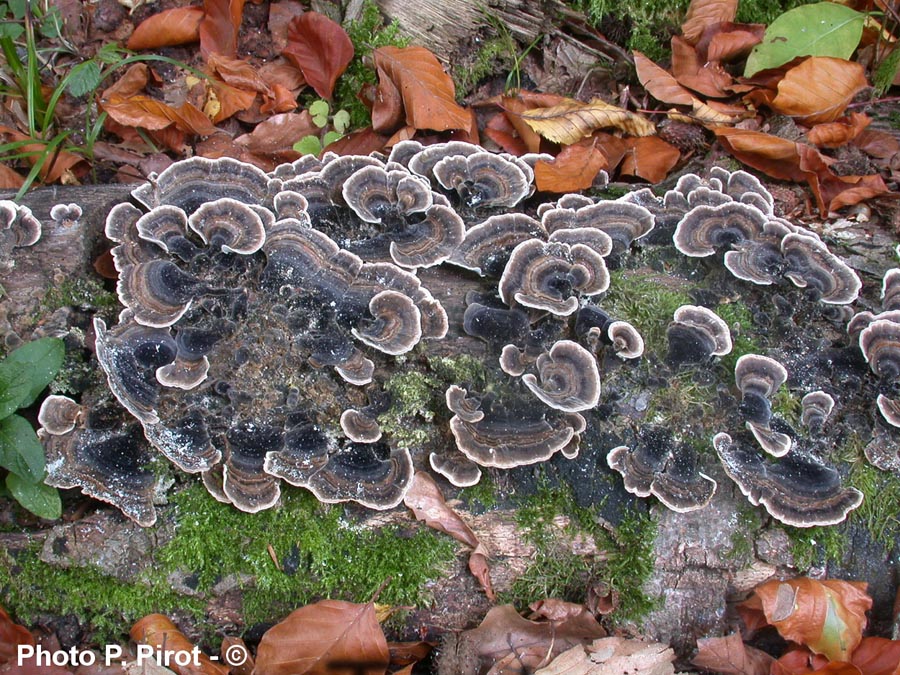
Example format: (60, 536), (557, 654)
(0, 201), (41, 269)
(49, 203), (83, 228)
(542, 201), (654, 254)
(713, 432), (863, 527)
(445, 384), (485, 423)
(607, 428), (716, 512)
(673, 201), (768, 257)
(448, 214), (546, 276)
(340, 408), (383, 443)
(266, 440), (414, 509)
(500, 344), (530, 376)
(499, 240), (609, 316)
(41, 401), (161, 527)
(388, 205), (465, 269)
(351, 290), (422, 355)
(38, 394), (83, 435)
(746, 421), (793, 457)
(735, 354), (787, 408)
(607, 321), (644, 359)
(877, 395), (900, 428)
(665, 305), (732, 366)
(882, 269), (900, 311)
(187, 198), (267, 254)
(429, 451), (483, 487)
(860, 319), (900, 381)
(781, 233), (861, 304)
(709, 167), (775, 213)
(801, 391), (835, 431)
(521, 340), (601, 412)
(342, 165), (432, 223)
(117, 259), (205, 328)
(449, 399), (585, 468)
(548, 227), (614, 258)
(407, 141), (481, 180)
(433, 151), (530, 210)
(723, 239), (784, 286)
(132, 157), (271, 212)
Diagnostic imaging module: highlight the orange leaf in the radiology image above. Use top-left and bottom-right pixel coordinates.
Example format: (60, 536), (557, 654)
(807, 112), (871, 148)
(0, 125), (88, 184)
(771, 58), (868, 125)
(0, 604), (34, 664)
(372, 66), (404, 133)
(207, 53), (270, 93)
(850, 637), (900, 675)
(200, 0), (245, 59)
(671, 36), (742, 98)
(102, 94), (218, 135)
(701, 22), (765, 62)
(403, 471), (494, 600)
(254, 600), (389, 675)
(131, 613), (229, 675)
(0, 163), (24, 189)
(534, 139), (608, 192)
(373, 46), (472, 133)
(771, 648), (830, 675)
(691, 633), (773, 675)
(499, 94), (544, 153)
(682, 0), (738, 44)
(260, 83), (299, 115)
(126, 6), (203, 51)
(282, 12), (353, 100)
(619, 136), (680, 182)
(324, 126), (389, 156)
(234, 111), (316, 163)
(745, 578), (872, 661)
(634, 51), (695, 106)
(854, 128), (900, 159)
(102, 63), (149, 99)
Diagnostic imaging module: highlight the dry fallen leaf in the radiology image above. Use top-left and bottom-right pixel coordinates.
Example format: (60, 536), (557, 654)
(691, 633), (774, 675)
(282, 11), (353, 100)
(102, 95), (218, 136)
(533, 636), (675, 675)
(126, 6), (203, 51)
(0, 163), (24, 190)
(619, 136), (680, 183)
(770, 57), (868, 125)
(0, 125), (89, 184)
(199, 0), (244, 60)
(253, 600), (389, 675)
(498, 94), (546, 153)
(403, 471), (495, 600)
(130, 614), (229, 675)
(739, 578), (872, 662)
(671, 36), (743, 99)
(681, 0), (738, 44)
(234, 111), (317, 166)
(373, 46), (473, 133)
(324, 127), (390, 156)
(533, 138), (608, 192)
(0, 604), (34, 664)
(520, 97), (655, 144)
(701, 22), (765, 62)
(807, 112), (870, 148)
(849, 636), (900, 675)
(634, 51), (695, 106)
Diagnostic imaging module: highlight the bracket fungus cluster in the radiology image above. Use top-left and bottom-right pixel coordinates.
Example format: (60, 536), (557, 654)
(30, 145), (891, 531)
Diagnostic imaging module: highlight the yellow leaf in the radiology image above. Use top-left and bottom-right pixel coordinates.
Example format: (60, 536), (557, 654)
(520, 98), (655, 145)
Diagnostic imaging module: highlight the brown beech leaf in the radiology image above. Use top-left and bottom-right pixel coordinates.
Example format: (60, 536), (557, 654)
(200, 0), (245, 59)
(484, 112), (528, 155)
(0, 125), (88, 184)
(771, 58), (868, 125)
(371, 66), (404, 133)
(671, 36), (744, 98)
(499, 94), (544, 153)
(102, 95), (218, 136)
(253, 601), (389, 675)
(533, 637), (674, 675)
(619, 136), (680, 183)
(770, 647), (829, 675)
(0, 163), (24, 189)
(850, 637), (900, 675)
(529, 599), (606, 639)
(854, 128), (900, 160)
(220, 637), (253, 675)
(682, 0), (738, 44)
(283, 12), (353, 100)
(324, 127), (390, 156)
(234, 111), (315, 160)
(692, 634), (773, 675)
(701, 22), (765, 62)
(102, 63), (149, 100)
(131, 614), (229, 675)
(713, 128), (890, 214)
(520, 97), (655, 144)
(126, 6), (203, 51)
(374, 46), (472, 133)
(634, 51), (695, 106)
(534, 138), (607, 192)
(0, 604), (34, 664)
(807, 112), (871, 148)
(742, 578), (872, 661)
(207, 53), (269, 94)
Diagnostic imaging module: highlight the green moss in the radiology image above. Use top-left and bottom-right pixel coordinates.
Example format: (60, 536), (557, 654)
(714, 301), (762, 373)
(0, 544), (199, 644)
(735, 0), (810, 25)
(454, 34), (514, 98)
(335, 0), (410, 130)
(785, 524), (846, 570)
(41, 277), (118, 314)
(725, 503), (762, 561)
(502, 476), (657, 623)
(849, 460), (900, 551)
(159, 484), (455, 623)
(3, 483), (456, 641)
(601, 271), (693, 357)
(458, 472), (499, 510)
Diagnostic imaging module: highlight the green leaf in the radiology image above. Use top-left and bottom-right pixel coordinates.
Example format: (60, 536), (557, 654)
(744, 2), (865, 77)
(309, 99), (330, 128)
(65, 60), (103, 98)
(0, 22), (23, 39)
(323, 130), (343, 146)
(0, 368), (31, 420)
(7, 0), (25, 19)
(293, 135), (323, 155)
(332, 109), (351, 134)
(6, 473), (61, 520)
(0, 336), (65, 409)
(0, 413), (46, 481)
(96, 42), (127, 65)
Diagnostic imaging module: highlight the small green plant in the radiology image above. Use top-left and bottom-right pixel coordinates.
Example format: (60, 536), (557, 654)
(0, 336), (64, 519)
(293, 100), (352, 155)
